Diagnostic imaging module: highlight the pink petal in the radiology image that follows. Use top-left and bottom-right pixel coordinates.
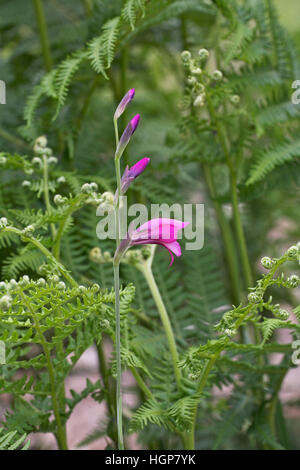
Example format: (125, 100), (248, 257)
(133, 218), (189, 242)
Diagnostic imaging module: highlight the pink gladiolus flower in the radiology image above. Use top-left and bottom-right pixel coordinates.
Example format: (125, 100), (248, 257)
(114, 88), (135, 120)
(115, 114), (140, 159)
(115, 218), (189, 266)
(120, 157), (150, 195)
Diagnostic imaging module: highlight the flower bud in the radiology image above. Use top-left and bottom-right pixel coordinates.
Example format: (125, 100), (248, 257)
(114, 89), (135, 120)
(278, 309), (289, 320)
(287, 245), (299, 258)
(181, 50), (191, 62)
(37, 278), (46, 287)
(81, 183), (92, 194)
(0, 156), (7, 165)
(193, 94), (205, 107)
(287, 274), (300, 288)
(261, 256), (274, 269)
(47, 156), (58, 165)
(212, 70), (223, 81)
(57, 176), (66, 184)
(22, 180), (31, 188)
(230, 95), (240, 104)
(115, 114), (140, 159)
(0, 294), (12, 311)
(57, 281), (66, 290)
(22, 225), (35, 236)
(191, 67), (202, 75)
(198, 48), (209, 59)
(248, 292), (260, 303)
(187, 76), (196, 85)
(0, 217), (8, 228)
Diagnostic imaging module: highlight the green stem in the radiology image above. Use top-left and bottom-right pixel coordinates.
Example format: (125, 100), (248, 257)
(139, 261), (182, 388)
(113, 262), (124, 450)
(113, 117), (124, 450)
(0, 128), (29, 149)
(130, 367), (153, 400)
(42, 154), (56, 241)
(20, 291), (67, 449)
(203, 163), (241, 305)
(82, 0), (93, 16)
(206, 92), (253, 289)
(32, 0), (53, 72)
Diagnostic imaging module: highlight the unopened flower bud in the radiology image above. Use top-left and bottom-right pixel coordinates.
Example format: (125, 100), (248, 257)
(278, 309), (289, 320)
(22, 225), (35, 236)
(212, 70), (223, 81)
(0, 294), (12, 311)
(0, 217), (8, 228)
(114, 89), (135, 120)
(261, 256), (274, 269)
(0, 156), (7, 165)
(47, 156), (58, 165)
(187, 76), (196, 85)
(22, 180), (31, 188)
(193, 94), (205, 107)
(54, 194), (66, 205)
(57, 176), (66, 184)
(37, 278), (46, 287)
(230, 95), (240, 104)
(57, 281), (66, 290)
(181, 50), (191, 62)
(100, 319), (110, 330)
(81, 183), (92, 194)
(115, 115), (140, 159)
(35, 135), (47, 148)
(191, 67), (202, 75)
(32, 157), (42, 167)
(287, 274), (300, 288)
(248, 292), (260, 303)
(198, 48), (209, 59)
(287, 245), (299, 258)
(90, 247), (102, 262)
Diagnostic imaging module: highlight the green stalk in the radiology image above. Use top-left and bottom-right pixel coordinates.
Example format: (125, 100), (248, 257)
(138, 261), (182, 388)
(82, 0), (93, 16)
(203, 163), (241, 304)
(205, 93), (253, 289)
(32, 0), (53, 72)
(113, 261), (124, 449)
(113, 117), (124, 449)
(42, 154), (57, 241)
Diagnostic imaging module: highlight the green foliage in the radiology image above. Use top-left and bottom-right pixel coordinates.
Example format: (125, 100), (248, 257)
(0, 0), (300, 452)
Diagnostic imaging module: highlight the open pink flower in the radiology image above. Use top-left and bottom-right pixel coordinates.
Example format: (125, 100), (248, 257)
(116, 218), (189, 266)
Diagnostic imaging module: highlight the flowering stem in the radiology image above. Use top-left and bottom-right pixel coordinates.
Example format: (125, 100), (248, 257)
(113, 117), (124, 450)
(139, 260), (182, 388)
(113, 261), (124, 450)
